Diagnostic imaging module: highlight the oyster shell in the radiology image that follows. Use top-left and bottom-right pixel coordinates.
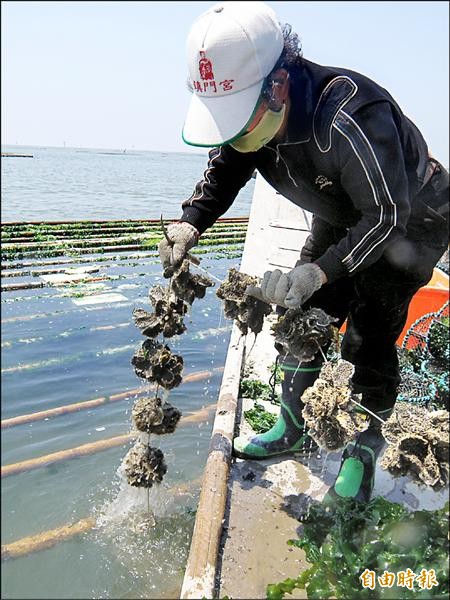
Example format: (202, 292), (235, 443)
(272, 306), (338, 363)
(216, 268), (272, 335)
(123, 442), (167, 488)
(131, 339), (183, 389)
(301, 360), (368, 451)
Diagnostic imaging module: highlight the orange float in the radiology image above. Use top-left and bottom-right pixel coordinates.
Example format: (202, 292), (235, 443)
(340, 267), (449, 345)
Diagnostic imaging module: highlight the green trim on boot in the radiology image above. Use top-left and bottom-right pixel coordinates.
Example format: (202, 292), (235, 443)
(281, 365), (323, 373)
(233, 402), (316, 459)
(233, 355), (322, 460)
(333, 457), (364, 497)
(324, 432), (384, 505)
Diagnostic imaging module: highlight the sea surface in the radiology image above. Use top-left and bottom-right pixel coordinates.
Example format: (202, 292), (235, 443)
(1, 145), (254, 599)
(1, 145), (255, 222)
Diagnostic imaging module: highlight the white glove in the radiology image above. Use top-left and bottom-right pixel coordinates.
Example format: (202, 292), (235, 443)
(246, 263), (325, 308)
(158, 222), (199, 277)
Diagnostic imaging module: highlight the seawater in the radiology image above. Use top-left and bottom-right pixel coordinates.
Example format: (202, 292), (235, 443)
(1, 146), (254, 599)
(1, 145), (255, 222)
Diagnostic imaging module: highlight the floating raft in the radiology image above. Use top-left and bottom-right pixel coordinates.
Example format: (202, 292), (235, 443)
(180, 175), (449, 599)
(1, 153), (34, 158)
(1, 217), (248, 263)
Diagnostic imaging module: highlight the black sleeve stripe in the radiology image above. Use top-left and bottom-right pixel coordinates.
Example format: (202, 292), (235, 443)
(333, 110), (397, 272)
(186, 147), (222, 206)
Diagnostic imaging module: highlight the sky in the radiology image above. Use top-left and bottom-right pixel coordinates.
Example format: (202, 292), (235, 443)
(1, 1), (449, 164)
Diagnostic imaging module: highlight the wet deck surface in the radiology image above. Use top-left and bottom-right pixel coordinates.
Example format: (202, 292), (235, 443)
(218, 178), (314, 598)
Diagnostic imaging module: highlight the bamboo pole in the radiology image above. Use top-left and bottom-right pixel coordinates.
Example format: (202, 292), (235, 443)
(1, 517), (96, 560)
(1, 276), (111, 293)
(1, 368), (224, 429)
(1, 281), (44, 292)
(181, 326), (245, 599)
(1, 391), (142, 429)
(2, 233), (246, 255)
(2, 238), (246, 261)
(1, 435), (134, 477)
(1, 228), (247, 249)
(1, 475), (203, 562)
(0, 253), (159, 270)
(1, 402), (218, 478)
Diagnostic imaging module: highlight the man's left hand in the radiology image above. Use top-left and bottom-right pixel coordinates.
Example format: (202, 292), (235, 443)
(246, 263), (326, 308)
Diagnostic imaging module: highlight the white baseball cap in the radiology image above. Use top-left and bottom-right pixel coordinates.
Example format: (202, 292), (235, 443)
(182, 1), (284, 147)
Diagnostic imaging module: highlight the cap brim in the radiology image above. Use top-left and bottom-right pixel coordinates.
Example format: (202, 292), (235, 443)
(182, 80), (265, 147)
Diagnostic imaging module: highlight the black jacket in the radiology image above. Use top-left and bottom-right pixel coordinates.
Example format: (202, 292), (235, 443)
(180, 59), (438, 283)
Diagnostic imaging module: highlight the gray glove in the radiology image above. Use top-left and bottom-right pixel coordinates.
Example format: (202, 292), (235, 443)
(158, 222), (199, 277)
(246, 263), (324, 308)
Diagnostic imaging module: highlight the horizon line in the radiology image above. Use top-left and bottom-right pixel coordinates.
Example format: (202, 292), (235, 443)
(1, 142), (207, 156)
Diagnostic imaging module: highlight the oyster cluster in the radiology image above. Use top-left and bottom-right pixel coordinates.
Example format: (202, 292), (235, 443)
(131, 339), (183, 389)
(380, 402), (449, 489)
(132, 396), (182, 435)
(123, 252), (212, 496)
(272, 307), (338, 363)
(132, 285), (187, 339)
(216, 268), (272, 335)
(123, 442), (167, 488)
(171, 259), (214, 304)
(301, 360), (368, 451)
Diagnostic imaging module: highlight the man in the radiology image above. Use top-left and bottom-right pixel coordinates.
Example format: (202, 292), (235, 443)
(159, 2), (449, 502)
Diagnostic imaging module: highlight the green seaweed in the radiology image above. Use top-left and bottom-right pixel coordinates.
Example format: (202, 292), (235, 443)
(243, 403), (277, 433)
(266, 498), (449, 599)
(240, 378), (279, 404)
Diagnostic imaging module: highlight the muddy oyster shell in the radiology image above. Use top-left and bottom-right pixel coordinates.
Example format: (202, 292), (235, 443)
(132, 306), (186, 338)
(123, 442), (167, 488)
(380, 402), (449, 489)
(216, 268), (272, 335)
(272, 307), (338, 363)
(150, 403), (182, 434)
(131, 396), (182, 434)
(131, 339), (183, 389)
(301, 359), (368, 451)
(132, 285), (187, 339)
(149, 285), (188, 317)
(132, 396), (164, 432)
(171, 259), (214, 304)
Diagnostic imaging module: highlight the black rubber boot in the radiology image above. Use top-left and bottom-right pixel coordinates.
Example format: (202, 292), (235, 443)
(324, 407), (393, 504)
(233, 355), (321, 459)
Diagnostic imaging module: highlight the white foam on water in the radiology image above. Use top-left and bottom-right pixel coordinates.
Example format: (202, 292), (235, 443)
(97, 457), (176, 529)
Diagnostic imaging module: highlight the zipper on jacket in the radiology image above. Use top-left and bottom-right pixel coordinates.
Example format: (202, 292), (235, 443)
(265, 144), (299, 188)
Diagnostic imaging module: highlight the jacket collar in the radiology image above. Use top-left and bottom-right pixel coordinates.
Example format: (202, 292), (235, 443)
(279, 59), (357, 147)
(280, 60), (327, 144)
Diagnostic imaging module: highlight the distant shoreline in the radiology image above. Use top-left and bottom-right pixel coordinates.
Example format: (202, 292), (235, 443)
(1, 144), (207, 157)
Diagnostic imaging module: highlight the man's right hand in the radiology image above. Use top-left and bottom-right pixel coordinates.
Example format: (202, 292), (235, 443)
(158, 221), (199, 277)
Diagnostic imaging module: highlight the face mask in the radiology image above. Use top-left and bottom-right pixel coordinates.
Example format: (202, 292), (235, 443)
(230, 104), (286, 153)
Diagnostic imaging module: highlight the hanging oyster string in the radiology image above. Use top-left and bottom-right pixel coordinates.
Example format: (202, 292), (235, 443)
(120, 219), (214, 502)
